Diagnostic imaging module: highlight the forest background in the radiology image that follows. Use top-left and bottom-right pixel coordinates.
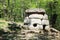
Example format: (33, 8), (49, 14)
(0, 0), (60, 30)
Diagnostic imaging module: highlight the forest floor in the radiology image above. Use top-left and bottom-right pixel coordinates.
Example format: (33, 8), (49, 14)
(0, 19), (23, 29)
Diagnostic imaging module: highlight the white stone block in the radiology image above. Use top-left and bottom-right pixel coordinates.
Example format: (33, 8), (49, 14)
(28, 24), (42, 30)
(28, 19), (43, 30)
(24, 17), (30, 23)
(30, 19), (41, 25)
(41, 20), (49, 25)
(43, 14), (48, 20)
(45, 25), (50, 30)
(29, 14), (43, 19)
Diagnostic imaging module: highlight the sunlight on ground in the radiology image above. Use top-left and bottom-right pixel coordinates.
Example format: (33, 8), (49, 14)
(0, 19), (23, 29)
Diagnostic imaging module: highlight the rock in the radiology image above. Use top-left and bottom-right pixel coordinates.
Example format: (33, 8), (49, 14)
(29, 14), (43, 19)
(25, 8), (46, 13)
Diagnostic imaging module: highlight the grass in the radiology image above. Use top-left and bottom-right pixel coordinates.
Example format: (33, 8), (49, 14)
(0, 18), (9, 29)
(0, 22), (5, 24)
(0, 18), (23, 30)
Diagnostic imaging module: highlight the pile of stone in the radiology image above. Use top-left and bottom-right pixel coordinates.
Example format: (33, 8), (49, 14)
(24, 8), (50, 31)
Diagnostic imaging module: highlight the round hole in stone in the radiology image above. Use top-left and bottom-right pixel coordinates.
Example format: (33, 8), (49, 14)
(33, 23), (37, 27)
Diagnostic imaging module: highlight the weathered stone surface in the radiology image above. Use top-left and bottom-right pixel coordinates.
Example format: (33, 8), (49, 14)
(19, 28), (60, 40)
(25, 8), (46, 13)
